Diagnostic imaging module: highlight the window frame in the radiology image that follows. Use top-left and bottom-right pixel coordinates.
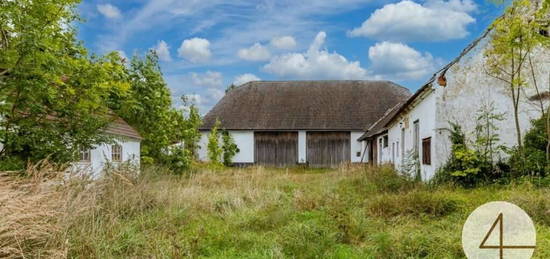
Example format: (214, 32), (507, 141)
(422, 137), (431, 165)
(80, 148), (91, 163)
(111, 144), (123, 162)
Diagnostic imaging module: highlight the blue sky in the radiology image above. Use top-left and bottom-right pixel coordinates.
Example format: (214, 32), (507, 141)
(76, 0), (505, 113)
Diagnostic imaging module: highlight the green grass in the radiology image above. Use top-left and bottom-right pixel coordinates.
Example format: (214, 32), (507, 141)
(63, 165), (550, 258)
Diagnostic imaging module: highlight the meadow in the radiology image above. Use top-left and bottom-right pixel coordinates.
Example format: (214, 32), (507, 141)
(1, 164), (549, 258)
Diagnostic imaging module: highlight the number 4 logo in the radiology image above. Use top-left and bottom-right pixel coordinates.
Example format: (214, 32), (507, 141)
(479, 213), (536, 259)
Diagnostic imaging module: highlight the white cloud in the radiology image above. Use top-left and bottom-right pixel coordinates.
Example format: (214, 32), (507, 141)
(190, 71), (223, 88)
(264, 31), (368, 80)
(271, 36), (297, 49)
(368, 41), (440, 80)
(152, 40), (172, 62)
(97, 4), (122, 19)
(178, 38), (212, 63)
(184, 94), (202, 105)
(233, 73), (260, 86)
(348, 0), (476, 42)
(237, 43), (271, 61)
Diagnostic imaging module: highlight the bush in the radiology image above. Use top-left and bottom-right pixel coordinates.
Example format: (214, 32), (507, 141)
(509, 114), (549, 176)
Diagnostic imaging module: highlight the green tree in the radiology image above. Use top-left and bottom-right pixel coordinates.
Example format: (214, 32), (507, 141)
(207, 120), (222, 165)
(112, 51), (185, 165)
(0, 0), (129, 168)
(179, 96), (202, 159)
(485, 0), (548, 162)
(221, 130), (239, 166)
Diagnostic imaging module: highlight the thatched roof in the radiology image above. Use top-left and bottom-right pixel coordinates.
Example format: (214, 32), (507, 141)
(104, 117), (142, 140)
(201, 81), (411, 131)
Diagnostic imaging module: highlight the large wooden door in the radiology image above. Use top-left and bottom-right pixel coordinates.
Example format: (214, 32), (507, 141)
(307, 132), (350, 167)
(254, 132), (298, 167)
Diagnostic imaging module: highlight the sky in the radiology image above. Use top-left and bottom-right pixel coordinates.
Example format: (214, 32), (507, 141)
(76, 0), (506, 114)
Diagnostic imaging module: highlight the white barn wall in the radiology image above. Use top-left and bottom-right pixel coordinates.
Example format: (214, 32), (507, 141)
(298, 131), (307, 163)
(198, 131), (254, 163)
(435, 41), (550, 169)
(230, 131), (254, 163)
(74, 137), (140, 178)
(350, 132), (365, 163)
(387, 91), (437, 180)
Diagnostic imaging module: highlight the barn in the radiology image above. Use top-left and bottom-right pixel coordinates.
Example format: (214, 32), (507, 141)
(198, 81), (411, 167)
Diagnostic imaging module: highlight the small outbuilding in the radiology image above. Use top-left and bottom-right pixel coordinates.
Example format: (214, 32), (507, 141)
(199, 81), (410, 167)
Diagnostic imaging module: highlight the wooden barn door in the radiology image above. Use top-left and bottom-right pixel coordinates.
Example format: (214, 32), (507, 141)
(307, 132), (350, 167)
(254, 132), (298, 167)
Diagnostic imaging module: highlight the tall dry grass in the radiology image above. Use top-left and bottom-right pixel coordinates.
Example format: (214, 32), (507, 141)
(0, 162), (95, 258)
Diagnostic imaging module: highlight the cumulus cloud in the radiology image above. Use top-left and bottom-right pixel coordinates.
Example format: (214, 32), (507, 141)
(348, 0), (476, 42)
(190, 71), (223, 88)
(368, 42), (440, 80)
(178, 38), (212, 63)
(233, 73), (261, 86)
(152, 40), (172, 62)
(270, 36), (297, 49)
(264, 31), (368, 80)
(238, 43), (271, 61)
(97, 4), (122, 19)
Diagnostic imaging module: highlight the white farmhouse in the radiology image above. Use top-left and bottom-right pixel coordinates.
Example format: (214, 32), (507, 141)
(362, 29), (550, 180)
(198, 81), (410, 167)
(73, 116), (142, 177)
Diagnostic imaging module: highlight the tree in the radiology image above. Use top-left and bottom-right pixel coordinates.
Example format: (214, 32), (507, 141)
(485, 0), (549, 168)
(180, 96), (202, 159)
(0, 0), (129, 168)
(222, 130), (239, 166)
(112, 51), (185, 165)
(207, 119), (222, 165)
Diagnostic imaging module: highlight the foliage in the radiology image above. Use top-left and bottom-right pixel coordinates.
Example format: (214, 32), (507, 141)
(207, 119), (223, 166)
(183, 102), (202, 159)
(221, 130), (239, 166)
(108, 51), (202, 172)
(437, 123), (484, 187)
(0, 0), (129, 168)
(485, 0), (544, 157)
(510, 113), (550, 176)
(473, 102), (506, 171)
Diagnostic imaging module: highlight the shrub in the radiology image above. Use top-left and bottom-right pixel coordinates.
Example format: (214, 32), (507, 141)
(509, 114), (549, 176)
(436, 123), (485, 187)
(207, 120), (223, 166)
(221, 130), (239, 166)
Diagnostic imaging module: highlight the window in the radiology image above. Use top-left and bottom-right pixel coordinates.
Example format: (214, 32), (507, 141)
(112, 144), (122, 162)
(80, 148), (91, 162)
(401, 128), (405, 163)
(392, 142), (395, 162)
(413, 120), (420, 157)
(356, 151), (361, 157)
(383, 135), (389, 148)
(422, 137), (431, 165)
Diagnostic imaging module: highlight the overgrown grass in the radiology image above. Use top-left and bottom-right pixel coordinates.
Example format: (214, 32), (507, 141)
(1, 164), (550, 258)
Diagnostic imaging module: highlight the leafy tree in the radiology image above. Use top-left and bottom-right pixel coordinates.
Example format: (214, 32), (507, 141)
(474, 102), (506, 170)
(0, 0), (129, 168)
(485, 0), (549, 164)
(112, 51), (185, 165)
(207, 119), (222, 165)
(221, 130), (239, 166)
(180, 97), (202, 159)
(485, 0), (550, 169)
